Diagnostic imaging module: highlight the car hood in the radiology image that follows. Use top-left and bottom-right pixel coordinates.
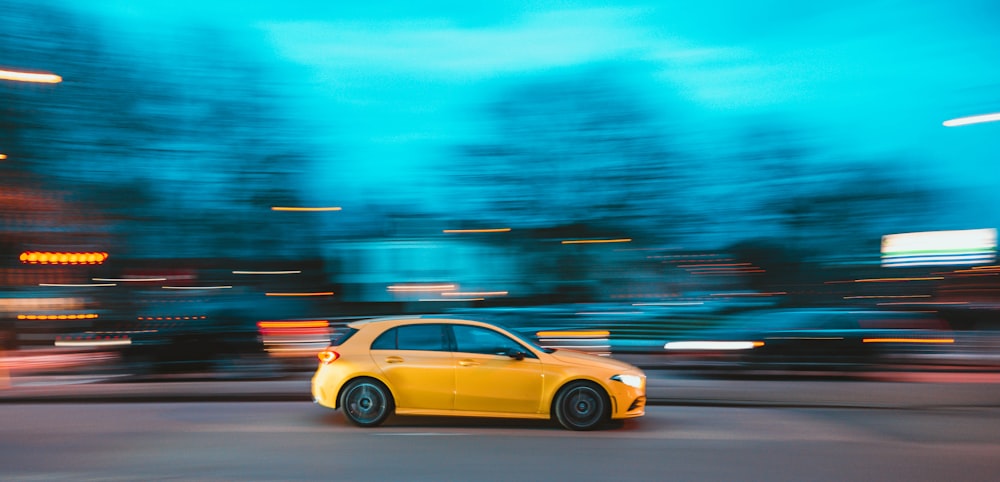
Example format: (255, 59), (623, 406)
(547, 349), (641, 372)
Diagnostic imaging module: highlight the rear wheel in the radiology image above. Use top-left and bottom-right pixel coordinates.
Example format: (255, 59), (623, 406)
(340, 378), (393, 427)
(553, 381), (608, 431)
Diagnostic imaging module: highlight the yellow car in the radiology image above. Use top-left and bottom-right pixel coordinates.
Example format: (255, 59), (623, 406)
(312, 316), (646, 430)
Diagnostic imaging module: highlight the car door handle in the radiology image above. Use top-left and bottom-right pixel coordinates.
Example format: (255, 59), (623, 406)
(458, 359), (480, 367)
(385, 356), (404, 364)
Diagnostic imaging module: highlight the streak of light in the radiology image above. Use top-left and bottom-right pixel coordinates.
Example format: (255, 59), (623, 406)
(843, 295), (932, 299)
(441, 291), (508, 296)
(21, 251), (108, 265)
(271, 206), (342, 212)
(17, 314), (98, 320)
(443, 228), (511, 233)
(137, 316), (206, 320)
(388, 284), (456, 292)
(536, 330), (610, 338)
(233, 270), (302, 275)
(86, 330), (158, 334)
(0, 69), (62, 83)
(93, 277), (167, 282)
(664, 341), (764, 350)
(39, 283), (116, 287)
(418, 298), (485, 302)
(162, 285), (232, 290)
(262, 337), (330, 344)
(862, 338), (955, 344)
(264, 291), (334, 297)
(943, 112), (1000, 127)
(54, 339), (131, 347)
(710, 292), (786, 297)
(537, 344), (612, 350)
(257, 320), (329, 329)
(853, 277), (944, 283)
(876, 302), (969, 306)
(561, 238), (632, 244)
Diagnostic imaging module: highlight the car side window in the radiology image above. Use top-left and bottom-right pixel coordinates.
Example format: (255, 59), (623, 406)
(371, 328), (397, 350)
(452, 325), (534, 358)
(395, 324), (449, 351)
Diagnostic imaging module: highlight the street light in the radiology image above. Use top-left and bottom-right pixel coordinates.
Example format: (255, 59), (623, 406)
(0, 68), (62, 84)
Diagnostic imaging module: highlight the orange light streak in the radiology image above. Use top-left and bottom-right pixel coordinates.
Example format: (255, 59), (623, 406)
(536, 330), (610, 338)
(257, 320), (329, 329)
(0, 69), (62, 83)
(18, 313), (98, 320)
(20, 251), (108, 265)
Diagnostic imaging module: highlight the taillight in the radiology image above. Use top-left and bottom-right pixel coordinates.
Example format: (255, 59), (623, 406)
(318, 349), (339, 364)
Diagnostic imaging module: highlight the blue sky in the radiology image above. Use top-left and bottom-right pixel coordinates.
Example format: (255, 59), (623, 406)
(59, 0), (1000, 223)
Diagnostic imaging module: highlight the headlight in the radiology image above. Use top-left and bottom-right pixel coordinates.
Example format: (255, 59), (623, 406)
(610, 374), (643, 388)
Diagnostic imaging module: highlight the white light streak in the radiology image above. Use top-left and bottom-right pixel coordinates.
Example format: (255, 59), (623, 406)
(664, 341), (762, 351)
(93, 278), (167, 282)
(55, 339), (131, 347)
(162, 285), (232, 290)
(39, 283), (117, 288)
(943, 112), (1000, 127)
(0, 69), (62, 83)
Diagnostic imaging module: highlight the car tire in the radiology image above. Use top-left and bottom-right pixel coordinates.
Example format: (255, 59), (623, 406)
(340, 378), (394, 427)
(553, 381), (609, 431)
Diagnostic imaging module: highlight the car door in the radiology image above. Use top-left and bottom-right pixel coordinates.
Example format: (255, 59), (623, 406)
(450, 324), (544, 414)
(371, 323), (455, 411)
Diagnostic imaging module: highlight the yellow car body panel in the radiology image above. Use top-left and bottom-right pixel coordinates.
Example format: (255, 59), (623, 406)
(311, 317), (646, 425)
(371, 349), (455, 410)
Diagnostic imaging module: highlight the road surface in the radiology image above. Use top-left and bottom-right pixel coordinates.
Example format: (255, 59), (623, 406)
(2, 402), (999, 481)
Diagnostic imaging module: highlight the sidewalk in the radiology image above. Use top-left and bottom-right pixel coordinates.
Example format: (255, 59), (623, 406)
(3, 370), (1000, 409)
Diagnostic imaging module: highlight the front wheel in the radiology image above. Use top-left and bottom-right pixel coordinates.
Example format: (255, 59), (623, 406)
(553, 381), (609, 431)
(340, 378), (394, 427)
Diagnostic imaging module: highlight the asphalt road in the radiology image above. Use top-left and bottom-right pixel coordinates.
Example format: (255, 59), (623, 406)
(2, 402), (999, 481)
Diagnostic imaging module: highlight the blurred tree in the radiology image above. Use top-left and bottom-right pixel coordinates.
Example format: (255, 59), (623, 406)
(447, 66), (691, 238)
(1, 0), (323, 260)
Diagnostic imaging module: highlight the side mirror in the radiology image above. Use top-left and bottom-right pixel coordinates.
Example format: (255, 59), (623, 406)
(506, 348), (526, 361)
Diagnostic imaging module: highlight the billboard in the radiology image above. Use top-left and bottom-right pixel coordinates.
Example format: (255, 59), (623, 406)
(881, 228), (997, 268)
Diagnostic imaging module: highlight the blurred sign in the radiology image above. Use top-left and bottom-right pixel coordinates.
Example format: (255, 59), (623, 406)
(882, 228), (997, 267)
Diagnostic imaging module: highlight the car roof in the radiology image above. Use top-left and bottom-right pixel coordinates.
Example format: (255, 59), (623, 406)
(346, 315), (494, 330)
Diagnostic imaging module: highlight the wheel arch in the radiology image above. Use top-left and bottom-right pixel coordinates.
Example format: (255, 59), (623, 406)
(549, 377), (615, 421)
(334, 374), (396, 410)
